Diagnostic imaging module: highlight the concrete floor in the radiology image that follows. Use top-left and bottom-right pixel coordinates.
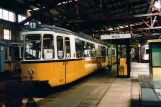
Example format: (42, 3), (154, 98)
(22, 62), (150, 107)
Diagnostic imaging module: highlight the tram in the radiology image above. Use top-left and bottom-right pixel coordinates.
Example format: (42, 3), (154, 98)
(5, 42), (23, 72)
(21, 21), (110, 87)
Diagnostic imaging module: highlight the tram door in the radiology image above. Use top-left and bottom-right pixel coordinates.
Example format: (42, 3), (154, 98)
(57, 35), (72, 85)
(56, 35), (66, 85)
(116, 44), (130, 78)
(64, 36), (73, 83)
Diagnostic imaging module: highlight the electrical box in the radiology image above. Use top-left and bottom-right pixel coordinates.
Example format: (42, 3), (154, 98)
(119, 58), (127, 76)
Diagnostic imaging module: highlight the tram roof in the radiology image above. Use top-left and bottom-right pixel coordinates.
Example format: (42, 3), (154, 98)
(22, 23), (106, 46)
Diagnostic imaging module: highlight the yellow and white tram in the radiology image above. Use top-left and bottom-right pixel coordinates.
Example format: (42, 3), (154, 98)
(21, 21), (109, 87)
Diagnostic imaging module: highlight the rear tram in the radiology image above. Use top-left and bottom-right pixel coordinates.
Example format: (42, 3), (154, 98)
(21, 21), (109, 87)
(5, 42), (23, 72)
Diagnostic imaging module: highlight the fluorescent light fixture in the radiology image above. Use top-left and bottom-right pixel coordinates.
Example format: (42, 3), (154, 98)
(33, 8), (39, 10)
(27, 9), (32, 12)
(57, 3), (62, 5)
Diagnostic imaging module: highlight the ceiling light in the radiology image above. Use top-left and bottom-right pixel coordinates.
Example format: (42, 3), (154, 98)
(27, 9), (32, 12)
(57, 3), (62, 5)
(33, 8), (39, 10)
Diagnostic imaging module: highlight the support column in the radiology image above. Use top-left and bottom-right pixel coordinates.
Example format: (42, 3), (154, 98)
(126, 39), (131, 78)
(0, 46), (5, 72)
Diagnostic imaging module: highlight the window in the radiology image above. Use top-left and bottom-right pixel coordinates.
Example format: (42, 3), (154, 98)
(57, 36), (64, 59)
(4, 29), (11, 40)
(9, 12), (14, 22)
(82, 41), (95, 57)
(98, 46), (101, 57)
(3, 9), (8, 20)
(146, 49), (149, 54)
(25, 34), (41, 60)
(101, 46), (106, 57)
(65, 37), (71, 58)
(18, 14), (26, 22)
(112, 49), (116, 56)
(75, 39), (83, 58)
(101, 46), (107, 63)
(43, 34), (54, 59)
(0, 8), (15, 22)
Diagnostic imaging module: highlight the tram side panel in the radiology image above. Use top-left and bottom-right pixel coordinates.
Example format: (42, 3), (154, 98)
(101, 47), (108, 68)
(22, 62), (63, 87)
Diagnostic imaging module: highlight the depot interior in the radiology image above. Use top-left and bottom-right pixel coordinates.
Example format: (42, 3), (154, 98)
(0, 0), (161, 78)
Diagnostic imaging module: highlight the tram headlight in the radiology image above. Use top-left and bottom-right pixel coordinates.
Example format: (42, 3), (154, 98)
(28, 68), (34, 75)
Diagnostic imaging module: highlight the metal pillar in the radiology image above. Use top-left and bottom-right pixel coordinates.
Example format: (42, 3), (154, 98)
(116, 39), (131, 78)
(0, 46), (5, 72)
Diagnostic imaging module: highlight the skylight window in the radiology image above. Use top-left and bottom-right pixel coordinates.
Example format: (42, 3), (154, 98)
(154, 0), (160, 10)
(0, 8), (15, 22)
(18, 14), (26, 22)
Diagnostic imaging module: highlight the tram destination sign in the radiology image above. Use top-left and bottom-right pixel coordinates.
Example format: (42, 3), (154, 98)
(101, 33), (131, 40)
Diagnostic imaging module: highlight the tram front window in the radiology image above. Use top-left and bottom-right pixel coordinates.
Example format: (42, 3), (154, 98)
(25, 34), (41, 60)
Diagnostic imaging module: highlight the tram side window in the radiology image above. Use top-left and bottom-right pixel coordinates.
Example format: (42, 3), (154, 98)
(5, 47), (8, 60)
(106, 48), (108, 56)
(43, 34), (54, 59)
(65, 37), (71, 58)
(83, 41), (95, 57)
(57, 36), (64, 59)
(75, 39), (83, 58)
(146, 49), (149, 54)
(98, 46), (101, 57)
(91, 44), (96, 57)
(112, 49), (115, 56)
(25, 34), (41, 59)
(101, 46), (106, 57)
